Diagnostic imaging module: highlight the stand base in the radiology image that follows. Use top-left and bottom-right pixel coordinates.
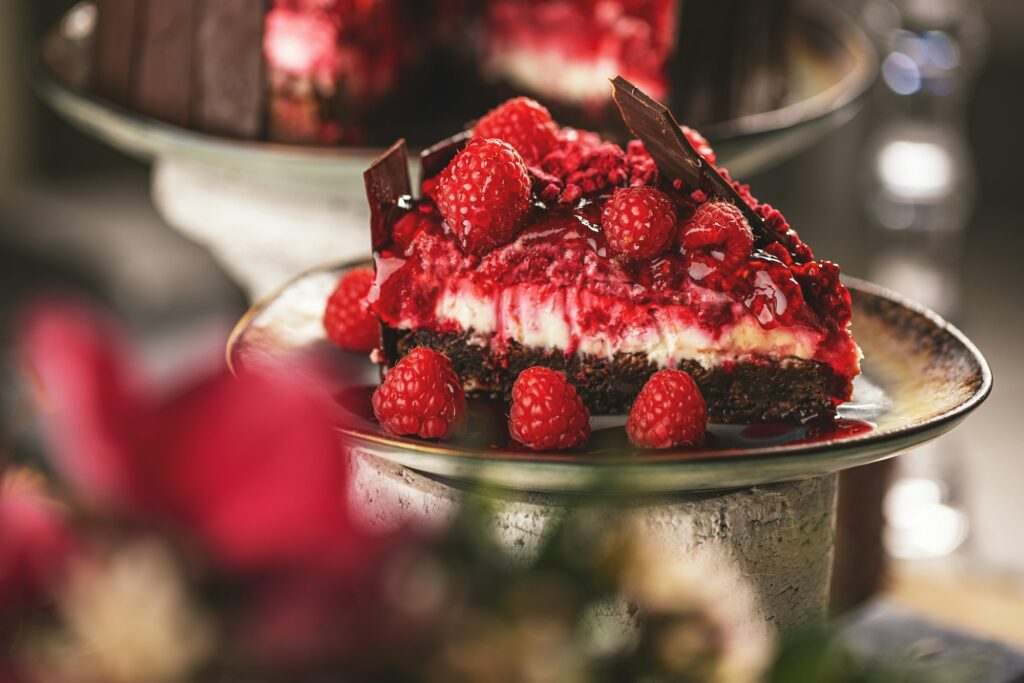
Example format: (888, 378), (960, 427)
(348, 450), (837, 632)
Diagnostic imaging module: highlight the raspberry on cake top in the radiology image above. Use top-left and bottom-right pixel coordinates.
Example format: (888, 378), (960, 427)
(366, 80), (861, 423)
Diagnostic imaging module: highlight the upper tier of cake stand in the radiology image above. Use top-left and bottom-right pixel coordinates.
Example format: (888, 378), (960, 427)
(226, 263), (990, 494)
(33, 2), (875, 182)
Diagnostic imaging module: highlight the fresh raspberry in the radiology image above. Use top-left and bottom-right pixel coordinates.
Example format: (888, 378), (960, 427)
(508, 367), (590, 451)
(626, 370), (707, 449)
(601, 186), (677, 260)
(372, 348), (467, 440)
(433, 138), (531, 256)
(323, 267), (380, 352)
(679, 201), (754, 269)
(473, 97), (559, 165)
(681, 126), (717, 165)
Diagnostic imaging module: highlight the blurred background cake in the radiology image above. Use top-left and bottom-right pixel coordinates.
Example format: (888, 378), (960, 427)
(87, 0), (795, 146)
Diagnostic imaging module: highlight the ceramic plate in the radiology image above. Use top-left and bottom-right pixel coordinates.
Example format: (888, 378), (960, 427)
(33, 2), (874, 180)
(227, 264), (990, 493)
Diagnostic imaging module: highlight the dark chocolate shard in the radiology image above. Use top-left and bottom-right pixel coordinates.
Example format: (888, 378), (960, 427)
(419, 130), (470, 187)
(193, 0), (267, 139)
(365, 139), (411, 252)
(611, 76), (767, 239)
(92, 0), (142, 105)
(134, 0), (195, 127)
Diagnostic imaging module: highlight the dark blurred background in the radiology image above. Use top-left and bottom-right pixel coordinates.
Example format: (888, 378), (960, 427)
(2, 0), (1023, 645)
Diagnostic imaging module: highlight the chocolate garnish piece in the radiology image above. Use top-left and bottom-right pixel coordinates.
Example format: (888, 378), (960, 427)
(365, 139), (411, 252)
(92, 0), (142, 105)
(611, 76), (767, 239)
(193, 0), (267, 139)
(134, 0), (194, 127)
(419, 131), (470, 187)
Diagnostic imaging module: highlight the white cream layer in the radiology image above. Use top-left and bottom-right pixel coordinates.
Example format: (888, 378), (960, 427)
(428, 283), (823, 370)
(484, 49), (666, 106)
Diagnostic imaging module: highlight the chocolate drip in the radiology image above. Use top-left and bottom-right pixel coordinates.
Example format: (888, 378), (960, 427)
(364, 139), (411, 252)
(611, 76), (767, 240)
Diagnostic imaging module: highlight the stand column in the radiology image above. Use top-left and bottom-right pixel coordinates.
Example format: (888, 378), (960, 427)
(348, 450), (838, 632)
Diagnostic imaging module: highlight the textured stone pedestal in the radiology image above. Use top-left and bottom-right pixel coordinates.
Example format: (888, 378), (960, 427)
(348, 451), (838, 632)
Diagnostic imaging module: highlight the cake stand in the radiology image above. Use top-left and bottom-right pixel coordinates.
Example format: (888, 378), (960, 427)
(226, 263), (990, 633)
(33, 2), (875, 301)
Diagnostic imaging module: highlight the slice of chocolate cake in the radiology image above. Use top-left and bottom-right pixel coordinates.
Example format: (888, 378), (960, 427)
(366, 84), (860, 423)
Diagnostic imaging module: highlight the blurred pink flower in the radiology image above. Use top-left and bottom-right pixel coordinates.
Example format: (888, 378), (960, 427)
(20, 300), (375, 578)
(0, 469), (76, 618)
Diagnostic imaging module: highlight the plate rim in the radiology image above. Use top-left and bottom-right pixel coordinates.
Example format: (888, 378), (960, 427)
(228, 262), (992, 485)
(33, 0), (875, 168)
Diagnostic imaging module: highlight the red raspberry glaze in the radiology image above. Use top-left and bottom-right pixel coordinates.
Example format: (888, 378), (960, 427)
(509, 366), (591, 450)
(323, 267), (380, 352)
(372, 347), (467, 440)
(627, 369), (707, 448)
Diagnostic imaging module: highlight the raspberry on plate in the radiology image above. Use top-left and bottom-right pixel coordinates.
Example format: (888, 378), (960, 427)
(473, 97), (559, 165)
(601, 186), (677, 260)
(626, 369), (707, 449)
(508, 366), (590, 451)
(679, 200), (754, 270)
(372, 347), (467, 440)
(434, 138), (532, 256)
(323, 267), (380, 352)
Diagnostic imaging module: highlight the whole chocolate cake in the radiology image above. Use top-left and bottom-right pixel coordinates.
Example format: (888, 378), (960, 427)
(88, 0), (795, 146)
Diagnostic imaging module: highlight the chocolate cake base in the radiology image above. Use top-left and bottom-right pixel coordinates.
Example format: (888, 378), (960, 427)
(386, 328), (848, 423)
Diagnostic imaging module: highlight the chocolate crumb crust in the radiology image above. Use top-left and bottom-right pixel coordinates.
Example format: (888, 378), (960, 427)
(385, 327), (848, 423)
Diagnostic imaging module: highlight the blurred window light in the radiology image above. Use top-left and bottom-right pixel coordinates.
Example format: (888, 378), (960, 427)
(924, 31), (959, 70)
(63, 2), (97, 40)
(885, 477), (968, 559)
(869, 252), (961, 318)
(893, 30), (929, 65)
(876, 139), (954, 200)
(882, 51), (922, 95)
